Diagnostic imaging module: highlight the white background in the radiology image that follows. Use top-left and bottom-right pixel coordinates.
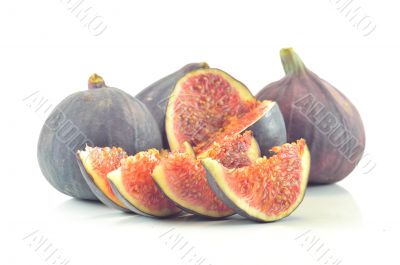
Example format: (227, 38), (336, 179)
(1, 1), (399, 264)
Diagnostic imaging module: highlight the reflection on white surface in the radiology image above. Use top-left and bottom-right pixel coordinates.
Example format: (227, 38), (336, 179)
(294, 184), (362, 229)
(51, 183), (361, 229)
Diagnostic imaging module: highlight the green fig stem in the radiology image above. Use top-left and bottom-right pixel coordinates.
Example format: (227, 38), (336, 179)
(280, 48), (306, 75)
(88, 73), (106, 89)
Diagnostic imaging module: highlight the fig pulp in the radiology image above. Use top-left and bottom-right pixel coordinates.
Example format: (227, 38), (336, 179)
(257, 48), (365, 184)
(107, 149), (181, 217)
(165, 68), (287, 157)
(202, 139), (310, 222)
(137, 63), (209, 148)
(152, 131), (260, 218)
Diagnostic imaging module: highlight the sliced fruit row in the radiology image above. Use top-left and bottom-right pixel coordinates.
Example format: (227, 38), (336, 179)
(76, 131), (258, 218)
(76, 132), (310, 222)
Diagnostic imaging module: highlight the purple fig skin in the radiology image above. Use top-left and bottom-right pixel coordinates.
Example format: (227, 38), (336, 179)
(249, 103), (287, 157)
(256, 48), (365, 184)
(136, 63), (209, 148)
(38, 75), (162, 200)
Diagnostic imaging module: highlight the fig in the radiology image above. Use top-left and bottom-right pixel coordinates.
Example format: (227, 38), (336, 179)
(165, 68), (287, 157)
(152, 131), (260, 218)
(137, 63), (209, 148)
(77, 146), (129, 211)
(257, 48), (365, 184)
(107, 149), (181, 217)
(202, 139), (310, 222)
(38, 74), (162, 200)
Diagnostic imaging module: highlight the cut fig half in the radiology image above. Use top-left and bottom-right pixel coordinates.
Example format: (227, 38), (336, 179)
(165, 68), (286, 156)
(136, 62), (210, 149)
(77, 146), (129, 211)
(202, 139), (310, 222)
(107, 149), (181, 217)
(152, 131), (259, 218)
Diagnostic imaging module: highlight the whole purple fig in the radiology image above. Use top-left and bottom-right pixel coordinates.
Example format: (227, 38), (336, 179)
(257, 48), (365, 184)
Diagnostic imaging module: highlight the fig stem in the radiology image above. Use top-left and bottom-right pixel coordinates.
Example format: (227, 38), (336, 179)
(280, 48), (306, 75)
(88, 73), (106, 89)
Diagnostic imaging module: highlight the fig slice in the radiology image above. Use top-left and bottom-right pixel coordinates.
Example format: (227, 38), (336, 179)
(107, 149), (181, 217)
(77, 146), (129, 211)
(202, 139), (310, 222)
(165, 68), (286, 157)
(152, 131), (259, 218)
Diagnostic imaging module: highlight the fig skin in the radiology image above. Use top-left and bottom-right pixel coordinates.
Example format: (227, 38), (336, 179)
(37, 74), (162, 200)
(136, 63), (209, 148)
(249, 103), (287, 157)
(256, 48), (365, 184)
